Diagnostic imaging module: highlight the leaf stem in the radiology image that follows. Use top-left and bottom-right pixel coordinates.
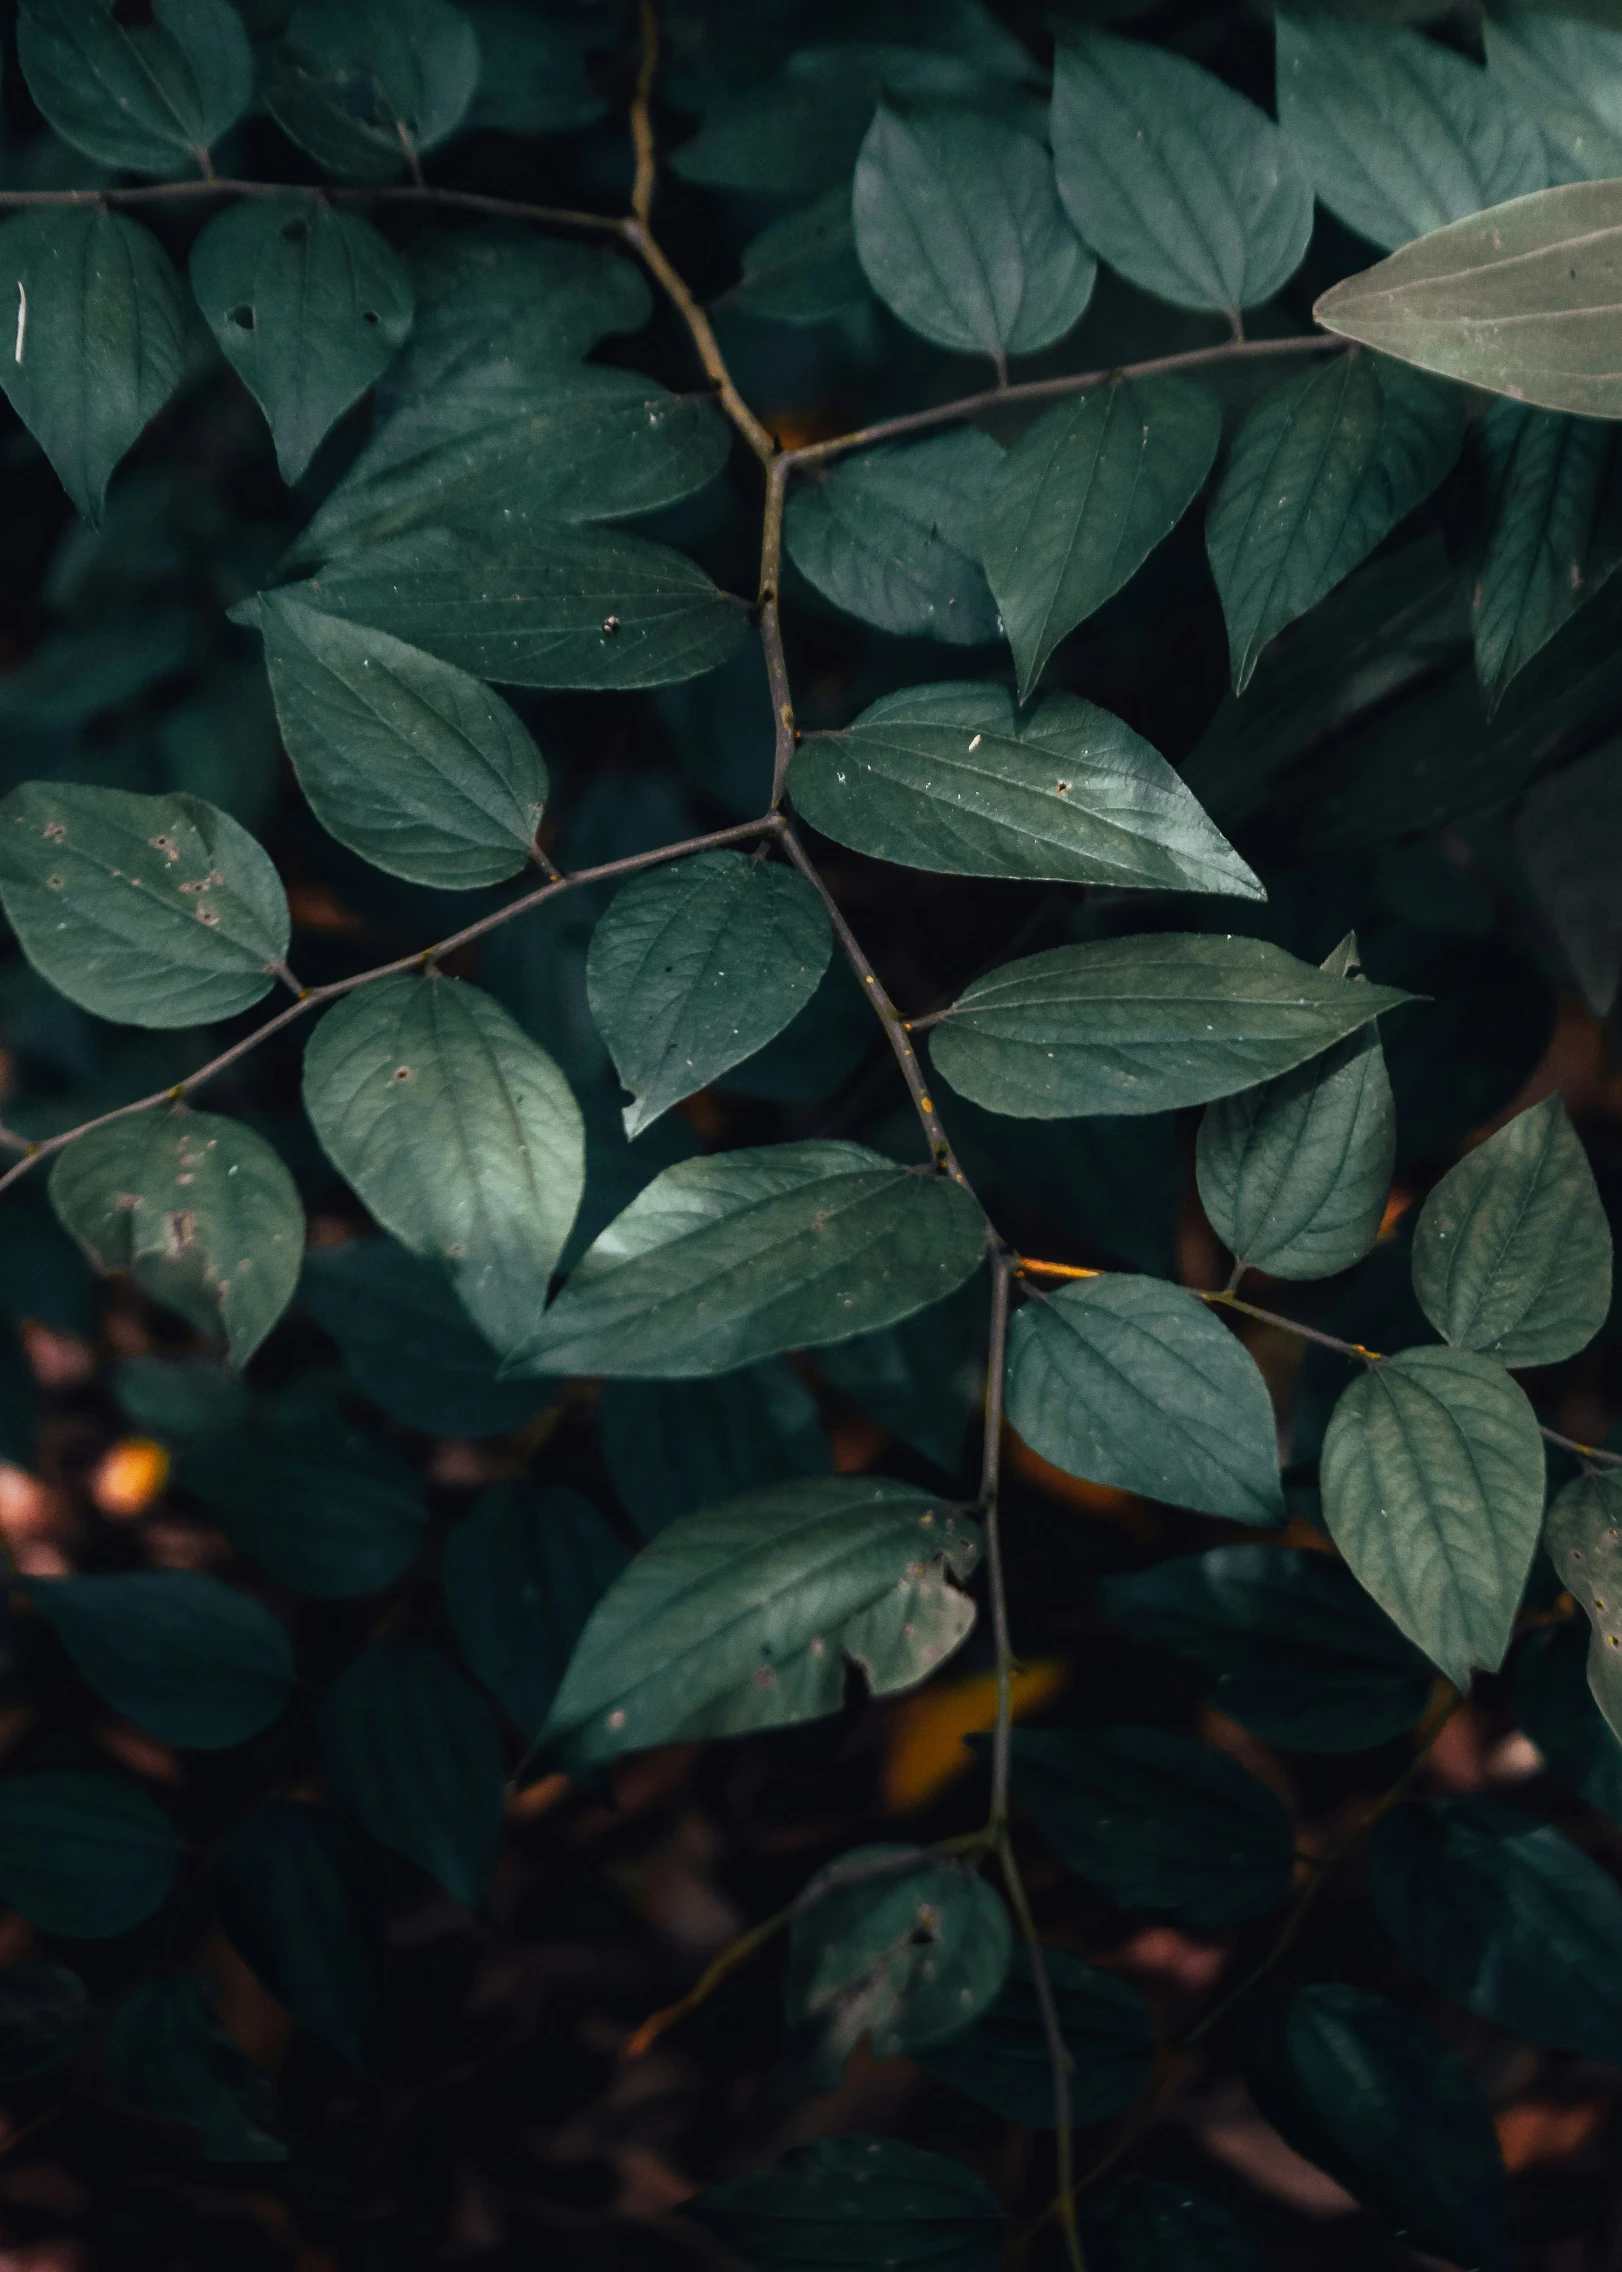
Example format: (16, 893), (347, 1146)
(629, 0), (659, 229)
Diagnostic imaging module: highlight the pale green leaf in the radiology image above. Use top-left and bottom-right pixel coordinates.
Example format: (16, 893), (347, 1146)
(0, 1772), (183, 1939)
(302, 974), (584, 1361)
(684, 2137), (1006, 2272)
(733, 189), (869, 325)
(0, 781), (289, 1026)
(1516, 745), (1622, 1017)
(922, 1948), (1155, 2130)
(784, 431), (1004, 645)
(18, 0), (252, 175)
(542, 1477), (978, 1768)
(443, 1483), (627, 1737)
(1473, 399), (1622, 713)
(980, 376), (1221, 698)
(1543, 1469), (1622, 1747)
(1485, 9), (1622, 185)
(266, 0), (479, 180)
(791, 682), (1260, 895)
(1321, 1346), (1546, 1687)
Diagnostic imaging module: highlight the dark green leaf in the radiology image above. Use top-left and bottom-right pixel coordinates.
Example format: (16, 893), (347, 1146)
(1473, 401), (1622, 712)
(462, 3), (605, 137)
(1205, 353), (1464, 693)
(814, 1279), (986, 1473)
(928, 933), (1410, 1120)
(1005, 1276), (1283, 1522)
(601, 1362), (831, 1539)
(266, 0), (479, 180)
(1099, 1545), (1433, 1754)
(111, 1355), (249, 1440)
(1516, 746), (1622, 1018)
(1513, 1621), (1622, 1824)
(1485, 10), (1622, 184)
(303, 974), (583, 1361)
(182, 1416), (427, 1597)
(683, 2135), (1006, 2272)
(586, 852), (831, 1136)
(213, 1802), (379, 2063)
(321, 1642), (505, 1909)
(0, 1770), (182, 1937)
(24, 1572), (293, 1749)
(791, 684), (1259, 895)
(257, 594), (547, 888)
(980, 378), (1221, 699)
(1313, 180), (1622, 419)
(672, 74), (876, 200)
(18, 0), (252, 175)
(853, 104), (1093, 358)
(0, 208), (186, 523)
(1081, 2180), (1270, 2272)
(1412, 1095), (1611, 1365)
(1276, 15), (1547, 253)
(922, 1947), (1155, 2129)
(0, 1959), (89, 2080)
(513, 1141), (986, 1378)
(1322, 1347), (1544, 1688)
(784, 431), (1004, 645)
(0, 781), (289, 1026)
(542, 1477), (979, 1768)
(733, 189), (869, 325)
(443, 1483), (627, 1738)
(106, 1970), (285, 2163)
(1367, 1795), (1622, 2062)
(50, 1109), (304, 1365)
(190, 201), (414, 485)
(392, 230), (649, 387)
(1008, 1725), (1295, 1927)
(1543, 1468), (1622, 1747)
(1051, 30), (1313, 314)
(1196, 937), (1396, 1280)
(783, 1846), (1011, 2088)
(0, 1324), (36, 1470)
(290, 522), (751, 689)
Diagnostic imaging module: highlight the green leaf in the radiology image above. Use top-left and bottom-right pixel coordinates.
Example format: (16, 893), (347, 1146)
(303, 974), (583, 1361)
(106, 1971), (285, 2164)
(1246, 1985), (1506, 2270)
(213, 1803), (379, 2064)
(1473, 400), (1622, 714)
(1196, 937), (1396, 1279)
(814, 1281), (986, 1474)
(1276, 15), (1547, 254)
(1205, 353), (1465, 694)
(601, 1362), (831, 1539)
(1006, 1276), (1282, 1522)
(257, 594), (547, 889)
(513, 1142), (986, 1379)
(112, 1356), (249, 1441)
(1313, 180), (1622, 419)
(1099, 1545), (1434, 1754)
(1513, 1619), (1622, 1823)
(1484, 10), (1622, 186)
(0, 781), (288, 1026)
(1007, 1725), (1295, 1927)
(1516, 745), (1622, 1018)
(1543, 1469), (1622, 1748)
(683, 2136), (1006, 2272)
(0, 1770), (183, 1938)
(50, 1110), (304, 1365)
(321, 1642), (505, 1909)
(302, 1239), (549, 1439)
(182, 1415), (427, 1597)
(0, 208), (186, 524)
(587, 852), (831, 1137)
(980, 378), (1222, 699)
(190, 201), (414, 485)
(783, 1846), (1011, 2089)
(443, 1483), (627, 1739)
(733, 189), (869, 325)
(24, 1572), (294, 1749)
(928, 932), (1410, 1120)
(0, 1960), (89, 2081)
(394, 230), (649, 384)
(784, 431), (1004, 646)
(542, 1477), (979, 1769)
(1081, 2180), (1270, 2272)
(791, 684), (1258, 896)
(922, 1947), (1156, 2129)
(18, 0), (252, 175)
(290, 522), (751, 689)
(1322, 1347), (1545, 1689)
(1050, 29), (1313, 315)
(462, 3), (605, 137)
(1412, 1095), (1611, 1366)
(1367, 1795), (1622, 2062)
(265, 0), (479, 181)
(853, 104), (1093, 359)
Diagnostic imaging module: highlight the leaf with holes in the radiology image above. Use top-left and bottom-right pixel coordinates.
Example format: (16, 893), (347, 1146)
(922, 1948), (1156, 2129)
(784, 431), (1004, 646)
(18, 0), (252, 175)
(683, 2136), (1007, 2272)
(1544, 1470), (1622, 1749)
(0, 1772), (183, 1939)
(266, 0), (479, 181)
(542, 1478), (979, 1769)
(106, 1971), (285, 2164)
(213, 1804), (379, 2064)
(443, 1484), (628, 1738)
(1473, 401), (1622, 713)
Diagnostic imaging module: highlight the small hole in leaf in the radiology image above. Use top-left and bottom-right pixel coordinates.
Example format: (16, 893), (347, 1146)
(228, 305), (255, 331)
(363, 309), (381, 326)
(280, 219), (309, 244)
(111, 0), (154, 23)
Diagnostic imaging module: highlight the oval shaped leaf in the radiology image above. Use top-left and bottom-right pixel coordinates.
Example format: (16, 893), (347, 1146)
(304, 974), (584, 1361)
(1412, 1094), (1611, 1365)
(1321, 1345), (1545, 1688)
(25, 1572), (293, 1749)
(1542, 1468), (1622, 1747)
(1006, 1276), (1282, 1522)
(50, 1109), (304, 1366)
(735, 188), (868, 325)
(792, 684), (1259, 896)
(19, 0), (252, 174)
(443, 1482), (628, 1738)
(684, 2136), (1006, 2272)
(1051, 29), (1313, 314)
(0, 781), (289, 1026)
(784, 430), (1004, 646)
(514, 1141), (986, 1378)
(265, 0), (479, 180)
(601, 1361), (831, 1539)
(106, 1970), (285, 2164)
(922, 1946), (1156, 2129)
(587, 852), (831, 1137)
(929, 933), (1410, 1120)
(0, 1770), (183, 1937)
(213, 1803), (379, 2064)
(542, 1477), (979, 1768)
(182, 1416), (427, 1598)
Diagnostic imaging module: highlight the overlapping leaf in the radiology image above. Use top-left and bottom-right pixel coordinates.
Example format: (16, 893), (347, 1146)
(266, 0), (479, 180)
(600, 1362), (831, 1538)
(213, 1804), (379, 2064)
(106, 1971), (285, 2163)
(1484, 9), (1622, 184)
(734, 190), (868, 325)
(182, 1415), (427, 1598)
(1543, 1469), (1622, 1748)
(18, 0), (253, 175)
(1473, 399), (1622, 712)
(443, 1483), (627, 1738)
(922, 1948), (1155, 2129)
(784, 432), (1004, 645)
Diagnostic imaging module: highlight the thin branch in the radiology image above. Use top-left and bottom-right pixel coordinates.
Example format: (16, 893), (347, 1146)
(761, 455), (796, 804)
(0, 176), (623, 234)
(630, 0), (659, 228)
(997, 1832), (1087, 2272)
(980, 1242), (1015, 1831)
(623, 217), (777, 462)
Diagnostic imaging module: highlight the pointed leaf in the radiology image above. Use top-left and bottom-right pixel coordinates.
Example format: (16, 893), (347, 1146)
(106, 1971), (285, 2164)
(600, 1362), (831, 1539)
(734, 188), (868, 324)
(922, 1947), (1155, 2129)
(25, 1572), (293, 1749)
(19, 0), (252, 174)
(814, 1281), (986, 1474)
(1543, 1469), (1622, 1749)
(0, 1771), (182, 1938)
(213, 1803), (379, 2064)
(442, 1483), (628, 1738)
(683, 2137), (1006, 2272)
(784, 430), (1004, 645)
(1474, 399), (1622, 712)
(1485, 9), (1622, 184)
(266, 0), (479, 180)
(182, 1416), (427, 1598)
